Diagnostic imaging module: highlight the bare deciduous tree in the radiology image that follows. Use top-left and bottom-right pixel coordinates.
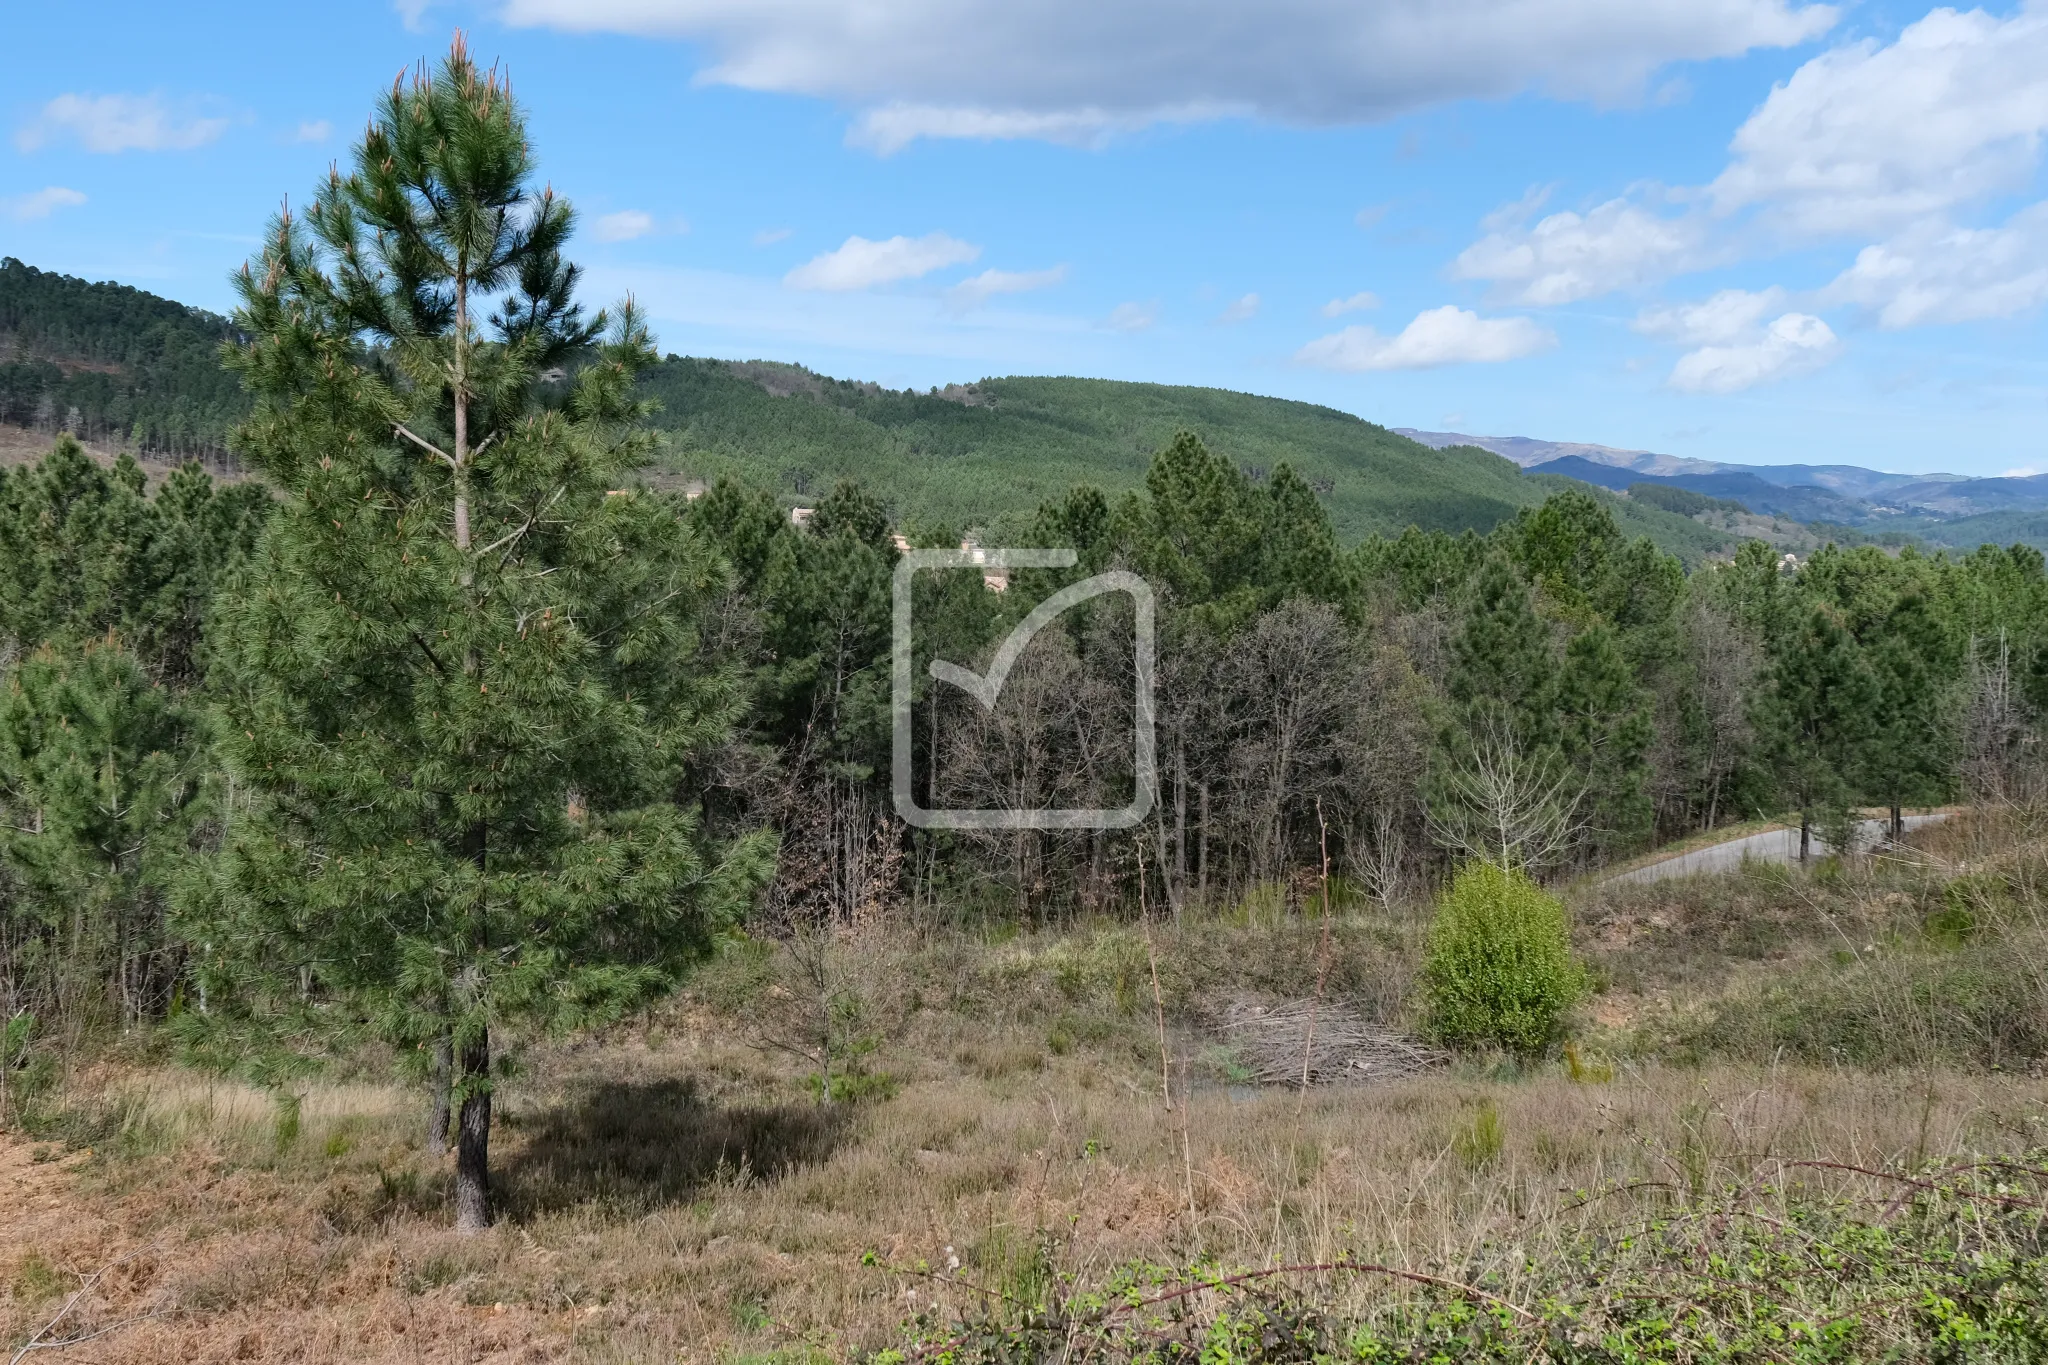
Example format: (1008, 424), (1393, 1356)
(1428, 706), (1588, 873)
(1961, 631), (2045, 809)
(1682, 598), (1761, 831)
(1221, 601), (1356, 883)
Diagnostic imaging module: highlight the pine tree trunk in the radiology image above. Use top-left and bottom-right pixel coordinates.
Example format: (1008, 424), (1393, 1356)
(453, 1026), (491, 1234)
(1799, 811), (1811, 863)
(1891, 804), (1903, 842)
(427, 1029), (453, 1157)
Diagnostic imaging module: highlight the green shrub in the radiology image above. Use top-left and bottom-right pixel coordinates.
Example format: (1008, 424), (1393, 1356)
(1421, 862), (1586, 1055)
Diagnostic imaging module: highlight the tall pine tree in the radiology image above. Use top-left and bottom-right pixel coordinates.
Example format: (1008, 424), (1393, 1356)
(1865, 591), (1957, 837)
(1760, 603), (1876, 861)
(195, 38), (771, 1232)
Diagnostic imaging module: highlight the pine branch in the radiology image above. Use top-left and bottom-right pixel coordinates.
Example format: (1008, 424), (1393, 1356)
(391, 423), (456, 469)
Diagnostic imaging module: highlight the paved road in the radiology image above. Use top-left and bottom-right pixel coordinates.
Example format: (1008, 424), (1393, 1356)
(1604, 813), (1951, 886)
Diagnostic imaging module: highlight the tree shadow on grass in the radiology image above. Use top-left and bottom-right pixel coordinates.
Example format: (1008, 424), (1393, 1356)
(499, 1078), (852, 1219)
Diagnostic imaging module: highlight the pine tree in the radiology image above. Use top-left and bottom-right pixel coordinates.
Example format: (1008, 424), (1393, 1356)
(1127, 431), (1263, 631)
(1865, 592), (1957, 837)
(0, 437), (153, 659)
(1501, 486), (1621, 621)
(195, 38), (771, 1232)
(1256, 463), (1347, 610)
(1449, 552), (1555, 735)
(0, 636), (202, 1026)
(1554, 622), (1653, 856)
(1759, 603), (1876, 861)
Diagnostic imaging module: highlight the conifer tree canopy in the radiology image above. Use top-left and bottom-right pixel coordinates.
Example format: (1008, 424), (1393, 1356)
(195, 36), (772, 1233)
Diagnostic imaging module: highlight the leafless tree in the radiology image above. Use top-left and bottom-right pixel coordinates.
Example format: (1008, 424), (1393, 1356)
(1681, 598), (1761, 830)
(1220, 601), (1357, 883)
(1341, 636), (1432, 908)
(938, 626), (1110, 915)
(1961, 631), (2045, 808)
(1351, 804), (1409, 910)
(1427, 705), (1589, 873)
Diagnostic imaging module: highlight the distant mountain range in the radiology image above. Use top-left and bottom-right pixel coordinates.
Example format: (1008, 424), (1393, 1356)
(1395, 428), (2048, 532)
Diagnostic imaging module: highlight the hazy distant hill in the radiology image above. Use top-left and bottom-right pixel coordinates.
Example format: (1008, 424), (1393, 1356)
(1884, 472), (2048, 517)
(1395, 426), (1964, 499)
(1403, 425), (2045, 549)
(1394, 427), (1726, 480)
(1525, 455), (1871, 524)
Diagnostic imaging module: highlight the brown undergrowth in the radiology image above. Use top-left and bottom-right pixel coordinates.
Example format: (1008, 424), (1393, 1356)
(4, 813), (2047, 1362)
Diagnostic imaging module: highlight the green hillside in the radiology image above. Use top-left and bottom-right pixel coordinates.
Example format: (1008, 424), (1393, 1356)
(0, 264), (1749, 562)
(639, 358), (1731, 559)
(0, 257), (246, 459)
(1886, 508), (2048, 552)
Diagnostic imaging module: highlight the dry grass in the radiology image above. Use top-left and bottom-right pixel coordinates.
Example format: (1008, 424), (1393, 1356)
(8, 1046), (2047, 1363)
(0, 423), (237, 490)
(5, 816), (2048, 1361)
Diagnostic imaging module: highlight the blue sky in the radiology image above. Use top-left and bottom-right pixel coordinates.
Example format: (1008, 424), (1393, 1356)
(6, 0), (2048, 477)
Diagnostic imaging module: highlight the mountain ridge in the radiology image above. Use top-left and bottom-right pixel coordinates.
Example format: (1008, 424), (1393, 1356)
(1397, 426), (2045, 534)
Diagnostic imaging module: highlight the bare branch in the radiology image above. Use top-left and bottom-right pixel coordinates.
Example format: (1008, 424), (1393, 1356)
(1428, 706), (1588, 873)
(391, 423), (456, 469)
(9, 1242), (163, 1365)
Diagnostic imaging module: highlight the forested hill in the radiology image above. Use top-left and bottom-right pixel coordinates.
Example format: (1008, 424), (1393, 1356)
(638, 358), (1729, 558)
(0, 261), (1727, 558)
(0, 257), (246, 460)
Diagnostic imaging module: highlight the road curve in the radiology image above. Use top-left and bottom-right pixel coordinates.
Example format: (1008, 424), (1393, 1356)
(1603, 813), (1951, 887)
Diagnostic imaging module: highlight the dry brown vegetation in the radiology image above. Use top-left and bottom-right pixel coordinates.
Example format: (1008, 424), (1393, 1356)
(5, 812), (2048, 1363)
(0, 422), (241, 489)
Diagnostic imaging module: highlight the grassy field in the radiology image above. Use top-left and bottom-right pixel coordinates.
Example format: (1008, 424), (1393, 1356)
(5, 812), (2048, 1362)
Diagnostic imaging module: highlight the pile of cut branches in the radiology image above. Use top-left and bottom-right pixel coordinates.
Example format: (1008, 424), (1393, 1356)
(1217, 997), (1446, 1088)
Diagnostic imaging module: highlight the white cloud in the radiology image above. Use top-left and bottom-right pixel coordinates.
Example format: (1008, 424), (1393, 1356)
(293, 120), (331, 143)
(1452, 196), (1715, 305)
(784, 232), (981, 291)
(17, 93), (228, 154)
(501, 0), (1835, 150)
(752, 226), (793, 246)
(1294, 305), (1555, 371)
(849, 102), (1219, 154)
(1822, 203), (2048, 328)
(1354, 204), (1389, 229)
(1710, 6), (2048, 235)
(580, 261), (1113, 378)
(1215, 292), (1259, 324)
(1449, 7), (2048, 320)
(1668, 312), (1838, 393)
(593, 209), (657, 242)
(1480, 183), (1555, 232)
(2001, 465), (2042, 478)
(1322, 290), (1379, 317)
(3, 187), (87, 222)
(1633, 287), (1786, 345)
(393, 0), (436, 30)
(946, 265), (1069, 310)
(1105, 300), (1160, 332)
